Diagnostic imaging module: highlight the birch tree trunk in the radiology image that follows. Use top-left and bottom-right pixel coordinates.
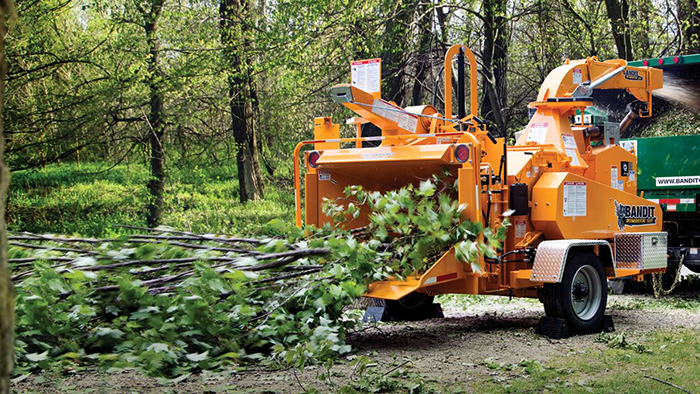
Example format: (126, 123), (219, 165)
(139, 0), (167, 227)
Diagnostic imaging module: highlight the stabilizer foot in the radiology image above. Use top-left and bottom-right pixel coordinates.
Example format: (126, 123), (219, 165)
(600, 314), (615, 333)
(362, 306), (388, 323)
(535, 317), (570, 339)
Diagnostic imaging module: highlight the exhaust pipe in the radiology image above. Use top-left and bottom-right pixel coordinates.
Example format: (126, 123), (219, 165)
(619, 101), (647, 138)
(619, 109), (638, 137)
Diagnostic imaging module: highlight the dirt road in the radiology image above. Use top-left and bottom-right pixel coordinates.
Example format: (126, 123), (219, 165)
(12, 294), (700, 393)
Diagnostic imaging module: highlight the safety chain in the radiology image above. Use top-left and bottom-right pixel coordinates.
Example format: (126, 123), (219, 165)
(651, 253), (685, 298)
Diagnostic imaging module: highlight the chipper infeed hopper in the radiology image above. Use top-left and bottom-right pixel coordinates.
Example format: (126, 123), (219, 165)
(293, 45), (668, 334)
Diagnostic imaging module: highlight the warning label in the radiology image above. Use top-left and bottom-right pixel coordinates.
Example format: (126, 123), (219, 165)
(573, 68), (582, 85)
(563, 182), (587, 217)
(527, 123), (548, 144)
(372, 99), (417, 133)
(351, 59), (381, 94)
(515, 219), (526, 238)
(318, 171), (331, 181)
(372, 99), (398, 122)
(397, 111), (418, 133)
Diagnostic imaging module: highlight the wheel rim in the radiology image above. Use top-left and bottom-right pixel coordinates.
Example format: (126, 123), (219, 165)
(570, 265), (602, 320)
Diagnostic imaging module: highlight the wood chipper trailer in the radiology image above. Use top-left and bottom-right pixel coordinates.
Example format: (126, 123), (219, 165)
(293, 45), (669, 334)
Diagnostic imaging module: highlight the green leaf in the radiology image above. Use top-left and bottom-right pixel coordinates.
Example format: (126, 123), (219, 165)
(418, 180), (436, 197)
(146, 343), (170, 354)
(185, 351), (209, 362)
(25, 351), (49, 362)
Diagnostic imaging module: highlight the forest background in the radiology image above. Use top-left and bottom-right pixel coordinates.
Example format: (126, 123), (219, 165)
(5, 0), (700, 235)
(1, 0), (700, 390)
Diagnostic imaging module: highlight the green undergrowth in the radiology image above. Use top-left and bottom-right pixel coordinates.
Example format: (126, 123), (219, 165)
(10, 176), (508, 378)
(8, 162), (294, 236)
(640, 105), (700, 137)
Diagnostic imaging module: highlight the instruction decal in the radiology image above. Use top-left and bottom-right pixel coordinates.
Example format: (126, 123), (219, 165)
(563, 182), (587, 217)
(614, 201), (657, 230)
(372, 99), (417, 133)
(527, 123), (548, 144)
(611, 166), (619, 190)
(562, 134), (580, 166)
(318, 171), (331, 181)
(351, 59), (381, 94)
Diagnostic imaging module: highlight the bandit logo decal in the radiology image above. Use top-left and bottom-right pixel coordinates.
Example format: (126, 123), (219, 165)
(623, 69), (643, 81)
(614, 201), (657, 230)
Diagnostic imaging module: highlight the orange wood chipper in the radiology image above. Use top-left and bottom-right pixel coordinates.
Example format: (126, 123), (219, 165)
(293, 45), (667, 335)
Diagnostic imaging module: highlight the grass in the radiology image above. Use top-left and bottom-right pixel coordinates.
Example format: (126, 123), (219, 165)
(470, 329), (700, 393)
(7, 162), (295, 237)
(609, 293), (700, 311)
(333, 328), (700, 393)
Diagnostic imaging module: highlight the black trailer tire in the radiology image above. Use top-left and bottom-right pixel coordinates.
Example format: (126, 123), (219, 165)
(541, 252), (607, 334)
(385, 292), (434, 321)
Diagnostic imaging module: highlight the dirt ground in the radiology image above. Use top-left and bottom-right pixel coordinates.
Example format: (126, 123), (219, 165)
(12, 293), (700, 393)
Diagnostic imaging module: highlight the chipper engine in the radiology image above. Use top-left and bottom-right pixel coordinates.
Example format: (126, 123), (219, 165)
(293, 45), (667, 335)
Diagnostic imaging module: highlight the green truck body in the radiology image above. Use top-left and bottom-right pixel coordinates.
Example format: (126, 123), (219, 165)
(616, 54), (700, 271)
(622, 135), (700, 213)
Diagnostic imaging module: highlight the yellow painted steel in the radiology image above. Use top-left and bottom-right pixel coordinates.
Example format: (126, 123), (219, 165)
(443, 45), (480, 122)
(313, 117), (340, 150)
(531, 172), (662, 239)
(294, 46), (667, 302)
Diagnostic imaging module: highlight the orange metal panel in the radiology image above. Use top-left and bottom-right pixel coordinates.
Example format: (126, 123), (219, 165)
(304, 173), (318, 227)
(313, 117), (340, 150)
(509, 270), (541, 289)
(366, 279), (421, 300)
(316, 145), (452, 166)
(583, 144), (637, 194)
(458, 167), (479, 223)
(531, 172), (662, 239)
(614, 268), (665, 278)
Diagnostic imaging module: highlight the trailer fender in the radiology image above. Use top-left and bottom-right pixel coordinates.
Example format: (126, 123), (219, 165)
(530, 240), (615, 283)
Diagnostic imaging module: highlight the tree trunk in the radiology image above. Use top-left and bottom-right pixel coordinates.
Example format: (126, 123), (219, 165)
(0, 2), (15, 392)
(679, 0), (700, 53)
(481, 0), (508, 137)
(411, 4), (433, 106)
(381, 0), (416, 106)
(634, 0), (652, 58)
(140, 0), (166, 227)
(220, 0), (264, 203)
(604, 0), (634, 60)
